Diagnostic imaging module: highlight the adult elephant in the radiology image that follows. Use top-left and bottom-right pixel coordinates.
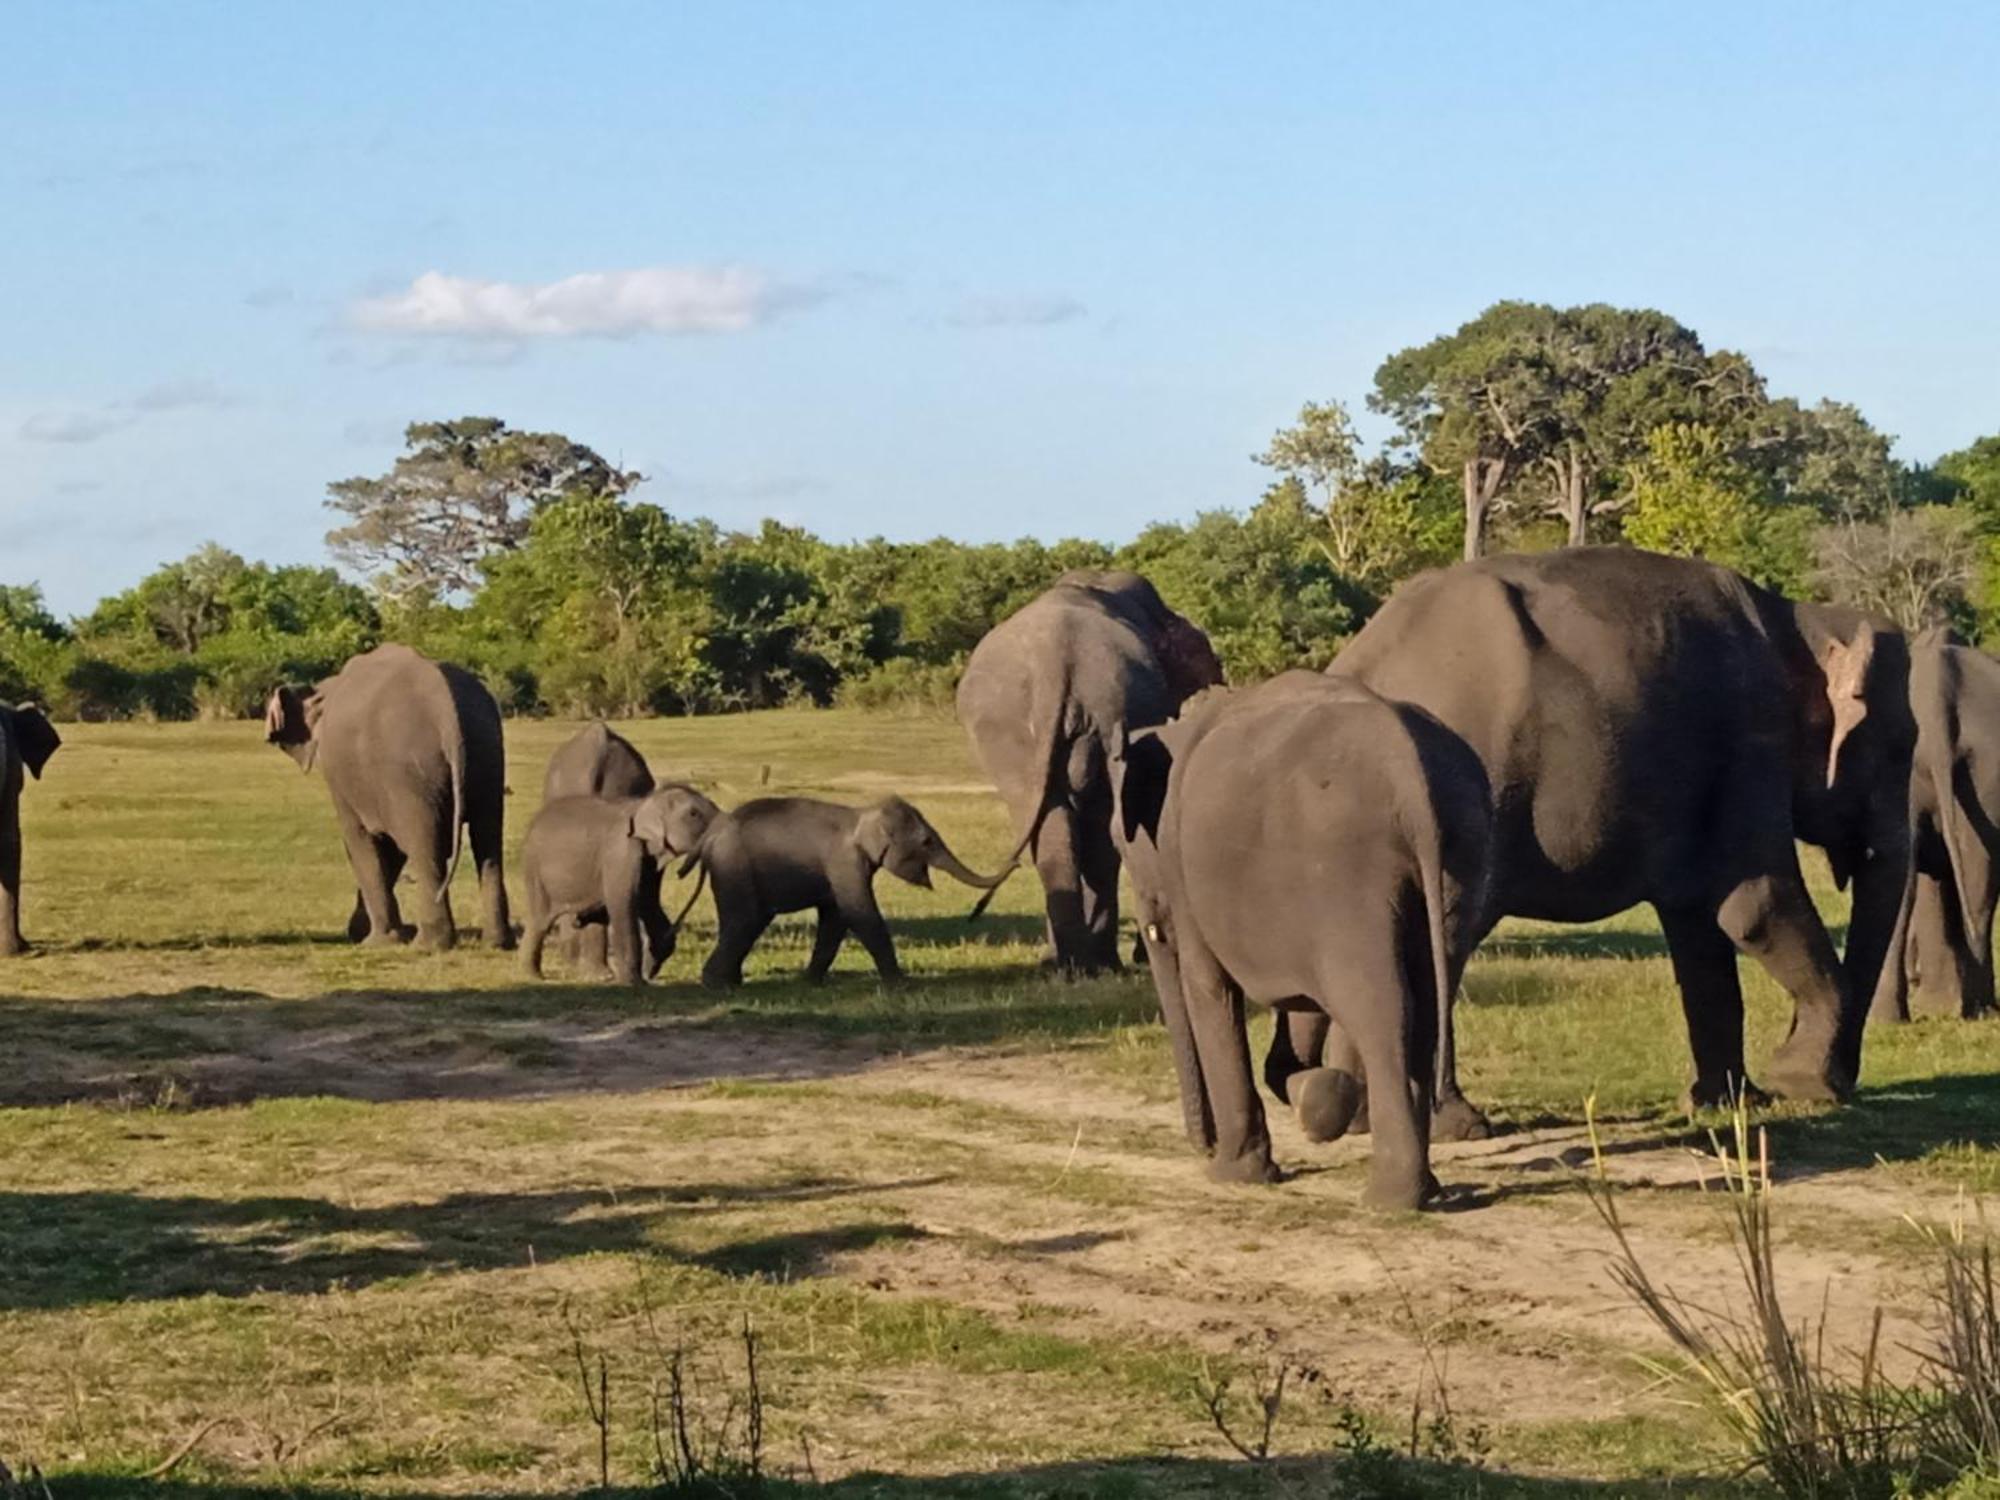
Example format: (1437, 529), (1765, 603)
(1, 701), (61, 956)
(1876, 637), (2000, 1021)
(957, 569), (1223, 973)
(1327, 547), (1914, 1121)
(265, 643), (513, 951)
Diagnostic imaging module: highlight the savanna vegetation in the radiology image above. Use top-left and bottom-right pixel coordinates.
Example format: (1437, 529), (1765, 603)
(9, 302), (2000, 723)
(6, 712), (2000, 1497)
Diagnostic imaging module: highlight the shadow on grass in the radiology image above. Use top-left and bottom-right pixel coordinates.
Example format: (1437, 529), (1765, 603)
(0, 1176), (953, 1312)
(1766, 1069), (2000, 1182)
(24, 1455), (1754, 1498)
(1481, 928), (1670, 962)
(0, 962), (1160, 1111)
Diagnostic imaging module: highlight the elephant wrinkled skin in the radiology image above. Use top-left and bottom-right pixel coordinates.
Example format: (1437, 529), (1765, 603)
(541, 721), (659, 973)
(265, 643), (514, 951)
(1117, 673), (1494, 1208)
(1329, 548), (1914, 1111)
(958, 569), (1222, 974)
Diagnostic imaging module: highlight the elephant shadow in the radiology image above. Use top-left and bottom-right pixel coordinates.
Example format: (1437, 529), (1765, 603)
(0, 1175), (954, 1313)
(1765, 1068), (2000, 1183)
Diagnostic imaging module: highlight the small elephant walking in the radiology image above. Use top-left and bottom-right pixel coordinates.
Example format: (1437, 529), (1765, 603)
(542, 721), (659, 973)
(1116, 673), (1493, 1209)
(520, 785), (720, 985)
(265, 643), (513, 950)
(696, 796), (1013, 988)
(0, 700), (61, 957)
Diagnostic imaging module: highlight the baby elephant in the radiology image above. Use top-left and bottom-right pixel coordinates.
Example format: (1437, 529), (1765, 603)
(698, 796), (1012, 988)
(521, 784), (719, 984)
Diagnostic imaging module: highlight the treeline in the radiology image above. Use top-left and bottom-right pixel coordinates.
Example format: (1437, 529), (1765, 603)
(6, 301), (2000, 721)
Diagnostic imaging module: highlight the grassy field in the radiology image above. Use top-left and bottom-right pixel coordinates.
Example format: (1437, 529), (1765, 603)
(5, 711), (2000, 1497)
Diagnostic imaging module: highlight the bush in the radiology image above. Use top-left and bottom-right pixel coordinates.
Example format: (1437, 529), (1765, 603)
(836, 657), (961, 712)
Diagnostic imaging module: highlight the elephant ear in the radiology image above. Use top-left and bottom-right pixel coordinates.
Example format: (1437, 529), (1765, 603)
(264, 686), (320, 770)
(1820, 623), (1878, 790)
(627, 799), (670, 859)
(9, 704), (59, 778)
(1158, 617), (1225, 698)
(1114, 727), (1175, 846)
(855, 804), (895, 866)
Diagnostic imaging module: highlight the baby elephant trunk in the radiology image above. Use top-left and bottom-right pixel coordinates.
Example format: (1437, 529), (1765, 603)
(928, 839), (1013, 891)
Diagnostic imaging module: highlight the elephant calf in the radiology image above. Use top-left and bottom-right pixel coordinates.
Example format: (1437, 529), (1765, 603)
(1117, 672), (1492, 1210)
(520, 785), (719, 985)
(696, 796), (1012, 988)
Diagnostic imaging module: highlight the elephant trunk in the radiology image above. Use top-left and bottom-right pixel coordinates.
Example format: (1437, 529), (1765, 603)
(929, 840), (1015, 892)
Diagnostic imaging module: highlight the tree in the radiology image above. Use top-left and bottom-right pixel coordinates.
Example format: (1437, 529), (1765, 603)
(1811, 508), (1981, 632)
(1623, 423), (1778, 577)
(0, 585), (65, 642)
(1371, 302), (1559, 560)
(1254, 400), (1440, 587)
(325, 417), (641, 600)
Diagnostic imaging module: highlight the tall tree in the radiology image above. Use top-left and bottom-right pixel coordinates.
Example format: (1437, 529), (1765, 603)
(1370, 302), (1558, 559)
(325, 417), (641, 600)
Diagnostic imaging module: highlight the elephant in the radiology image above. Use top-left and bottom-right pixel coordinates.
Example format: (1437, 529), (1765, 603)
(1115, 672), (1493, 1206)
(0, 701), (61, 957)
(542, 721), (658, 972)
(520, 784), (720, 985)
(543, 721), (655, 803)
(957, 568), (1223, 974)
(1325, 547), (1915, 1125)
(1874, 637), (2000, 1021)
(265, 643), (513, 951)
(696, 795), (1014, 988)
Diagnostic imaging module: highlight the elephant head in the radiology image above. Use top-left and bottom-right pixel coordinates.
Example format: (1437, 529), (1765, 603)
(3, 702), (60, 779)
(263, 684), (323, 770)
(630, 784), (720, 863)
(857, 797), (1014, 893)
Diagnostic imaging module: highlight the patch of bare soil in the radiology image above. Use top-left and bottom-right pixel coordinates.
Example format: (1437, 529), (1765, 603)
(9, 1011), (885, 1110)
(779, 1050), (1950, 1436)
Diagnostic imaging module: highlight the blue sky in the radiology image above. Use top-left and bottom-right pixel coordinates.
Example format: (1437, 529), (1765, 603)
(5, 1), (1997, 615)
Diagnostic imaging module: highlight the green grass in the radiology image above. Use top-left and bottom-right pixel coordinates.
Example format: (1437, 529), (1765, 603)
(3, 710), (2000, 1496)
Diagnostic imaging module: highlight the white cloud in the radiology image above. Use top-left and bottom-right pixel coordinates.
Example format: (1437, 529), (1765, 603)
(349, 265), (810, 339)
(945, 294), (1087, 329)
(20, 411), (134, 444)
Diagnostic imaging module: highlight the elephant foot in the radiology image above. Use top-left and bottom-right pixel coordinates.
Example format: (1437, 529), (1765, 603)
(1682, 1074), (1775, 1113)
(1361, 1168), (1436, 1212)
(413, 925), (458, 953)
(1759, 1043), (1852, 1104)
(1432, 1094), (1492, 1143)
(1293, 1068), (1364, 1143)
(0, 935), (30, 959)
(361, 926), (412, 949)
(488, 926), (518, 953)
(1206, 1146), (1281, 1185)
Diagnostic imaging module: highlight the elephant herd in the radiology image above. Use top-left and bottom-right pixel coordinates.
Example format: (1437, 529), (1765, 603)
(3, 551), (1999, 1208)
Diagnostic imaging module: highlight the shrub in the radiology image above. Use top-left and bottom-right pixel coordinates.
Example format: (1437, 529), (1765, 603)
(836, 658), (961, 712)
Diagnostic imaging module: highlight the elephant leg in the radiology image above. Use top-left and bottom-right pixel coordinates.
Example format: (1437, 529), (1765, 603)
(520, 891), (551, 979)
(1031, 805), (1095, 975)
(844, 889), (903, 984)
(468, 800), (514, 950)
(1657, 902), (1755, 1108)
(1075, 807), (1124, 973)
(1262, 1007), (1326, 1104)
(605, 891), (644, 986)
(0, 798), (25, 955)
(1908, 874), (1963, 1018)
(338, 814), (406, 946)
(805, 902), (849, 983)
(1718, 868), (1853, 1102)
(401, 813), (458, 952)
(701, 870), (771, 991)
(1179, 941), (1277, 1184)
(1324, 954), (1431, 1210)
(570, 920), (613, 978)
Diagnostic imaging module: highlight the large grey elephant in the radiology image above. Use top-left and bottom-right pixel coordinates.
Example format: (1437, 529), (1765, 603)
(1876, 637), (2000, 1021)
(265, 643), (513, 950)
(697, 795), (1013, 988)
(1116, 672), (1493, 1204)
(957, 569), (1223, 973)
(542, 721), (658, 974)
(0, 701), (61, 957)
(1327, 548), (1914, 1122)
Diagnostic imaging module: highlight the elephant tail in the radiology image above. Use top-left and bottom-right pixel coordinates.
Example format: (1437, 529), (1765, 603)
(437, 733), (466, 903)
(968, 690), (1075, 922)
